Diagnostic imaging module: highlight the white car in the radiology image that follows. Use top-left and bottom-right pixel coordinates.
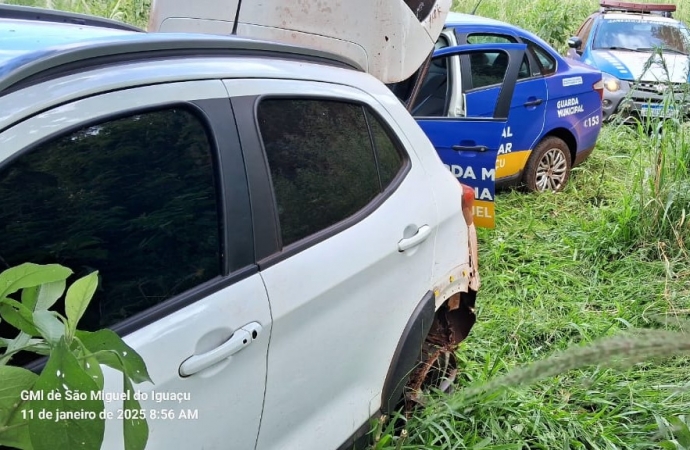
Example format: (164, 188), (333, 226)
(0, 2), (482, 450)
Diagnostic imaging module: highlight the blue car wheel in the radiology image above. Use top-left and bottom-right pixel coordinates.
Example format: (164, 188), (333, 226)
(523, 136), (572, 193)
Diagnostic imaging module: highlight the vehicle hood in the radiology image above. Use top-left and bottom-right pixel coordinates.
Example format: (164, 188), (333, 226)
(149, 0), (452, 84)
(587, 49), (690, 82)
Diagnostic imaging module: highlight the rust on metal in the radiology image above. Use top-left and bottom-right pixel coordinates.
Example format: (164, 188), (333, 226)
(404, 290), (477, 411)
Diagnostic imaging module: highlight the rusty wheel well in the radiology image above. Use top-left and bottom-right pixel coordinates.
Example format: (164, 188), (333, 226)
(381, 289), (478, 415)
(404, 290), (477, 406)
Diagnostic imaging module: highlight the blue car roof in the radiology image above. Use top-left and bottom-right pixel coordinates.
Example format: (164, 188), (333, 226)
(444, 12), (565, 62)
(445, 12), (509, 28)
(0, 18), (137, 67)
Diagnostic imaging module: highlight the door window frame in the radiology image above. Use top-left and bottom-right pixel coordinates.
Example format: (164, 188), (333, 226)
(232, 94), (412, 268)
(0, 91), (256, 352)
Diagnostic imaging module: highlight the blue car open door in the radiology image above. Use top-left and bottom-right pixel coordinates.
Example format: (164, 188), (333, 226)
(405, 43), (526, 228)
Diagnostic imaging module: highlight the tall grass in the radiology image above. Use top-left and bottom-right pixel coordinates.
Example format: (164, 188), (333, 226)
(4, 0), (150, 27)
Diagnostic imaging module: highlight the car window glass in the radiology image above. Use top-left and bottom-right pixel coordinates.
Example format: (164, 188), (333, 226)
(524, 38), (557, 75)
(0, 108), (223, 337)
(257, 99), (380, 247)
(469, 50), (508, 89)
(365, 109), (405, 187)
(467, 33), (515, 44)
(593, 18), (690, 54)
(410, 53), (451, 116)
(466, 34), (529, 79)
(435, 34), (450, 50)
(578, 17), (595, 44)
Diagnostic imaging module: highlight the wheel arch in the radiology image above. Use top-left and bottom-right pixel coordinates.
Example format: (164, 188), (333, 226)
(541, 127), (577, 164)
(380, 290), (436, 415)
(380, 288), (477, 414)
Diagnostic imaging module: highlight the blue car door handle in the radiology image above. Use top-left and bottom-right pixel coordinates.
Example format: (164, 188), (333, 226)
(452, 144), (488, 152)
(523, 98), (543, 107)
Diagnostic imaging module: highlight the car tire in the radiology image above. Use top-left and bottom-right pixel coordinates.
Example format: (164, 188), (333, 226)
(523, 136), (572, 193)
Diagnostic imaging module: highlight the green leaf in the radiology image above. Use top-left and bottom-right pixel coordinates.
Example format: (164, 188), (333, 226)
(81, 353), (104, 391)
(1, 338), (51, 364)
(27, 338), (105, 450)
(122, 375), (149, 450)
(76, 330), (152, 384)
(0, 366), (38, 420)
(0, 299), (40, 336)
(32, 310), (65, 346)
(20, 287), (38, 312)
(0, 366), (38, 450)
(23, 281), (67, 312)
(5, 332), (30, 352)
(0, 263), (72, 300)
(65, 272), (99, 338)
(669, 416), (690, 448)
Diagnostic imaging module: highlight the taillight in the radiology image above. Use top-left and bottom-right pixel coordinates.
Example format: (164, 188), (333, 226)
(593, 79), (604, 101)
(461, 183), (474, 226)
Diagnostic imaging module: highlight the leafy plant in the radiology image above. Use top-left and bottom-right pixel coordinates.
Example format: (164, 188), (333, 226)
(0, 263), (152, 450)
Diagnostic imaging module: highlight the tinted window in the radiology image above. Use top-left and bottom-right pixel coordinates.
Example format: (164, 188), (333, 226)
(466, 35), (530, 80)
(470, 50), (508, 89)
(257, 99), (380, 247)
(366, 110), (405, 187)
(525, 39), (557, 75)
(435, 35), (450, 50)
(410, 54), (450, 116)
(0, 108), (222, 334)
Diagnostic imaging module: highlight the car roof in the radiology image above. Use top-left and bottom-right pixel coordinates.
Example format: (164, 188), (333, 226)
(443, 11), (564, 60)
(0, 8), (364, 97)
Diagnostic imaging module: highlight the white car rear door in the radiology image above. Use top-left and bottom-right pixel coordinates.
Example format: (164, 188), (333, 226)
(223, 77), (437, 450)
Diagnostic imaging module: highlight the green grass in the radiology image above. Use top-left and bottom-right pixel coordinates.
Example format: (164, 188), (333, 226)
(372, 124), (690, 449)
(6, 0), (690, 447)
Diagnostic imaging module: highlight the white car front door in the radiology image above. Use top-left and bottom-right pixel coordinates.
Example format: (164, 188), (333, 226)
(0, 80), (270, 449)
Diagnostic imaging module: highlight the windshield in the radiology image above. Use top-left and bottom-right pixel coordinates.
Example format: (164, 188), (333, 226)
(593, 18), (690, 54)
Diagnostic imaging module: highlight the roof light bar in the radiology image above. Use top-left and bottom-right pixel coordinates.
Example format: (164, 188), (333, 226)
(600, 1), (676, 14)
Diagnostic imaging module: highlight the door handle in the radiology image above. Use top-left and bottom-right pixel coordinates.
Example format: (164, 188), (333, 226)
(523, 98), (543, 107)
(452, 145), (488, 152)
(179, 322), (263, 377)
(398, 225), (432, 252)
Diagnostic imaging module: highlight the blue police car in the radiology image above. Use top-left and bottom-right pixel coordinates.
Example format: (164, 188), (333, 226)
(391, 12), (603, 227)
(566, 1), (690, 122)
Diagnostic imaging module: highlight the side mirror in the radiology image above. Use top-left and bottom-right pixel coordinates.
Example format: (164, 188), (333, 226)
(567, 36), (583, 51)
